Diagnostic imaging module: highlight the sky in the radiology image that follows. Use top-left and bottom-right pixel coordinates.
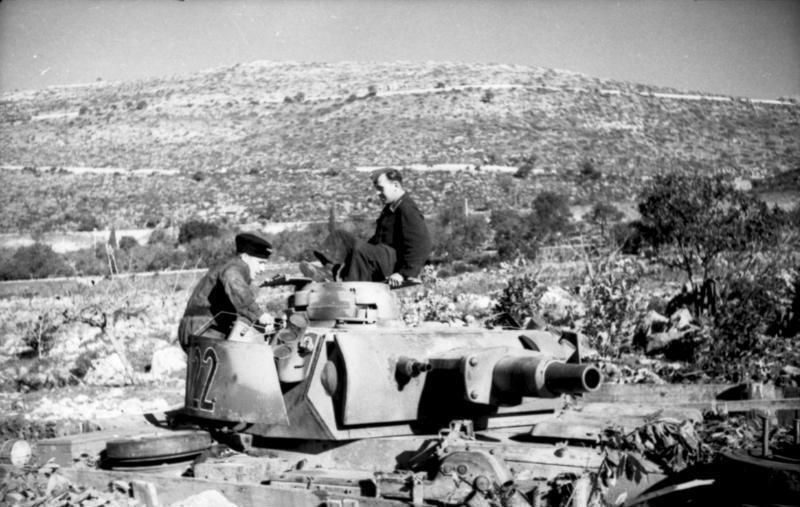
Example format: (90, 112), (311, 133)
(0, 0), (798, 99)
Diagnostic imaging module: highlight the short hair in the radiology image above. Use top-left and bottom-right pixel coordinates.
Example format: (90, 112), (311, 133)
(371, 167), (403, 185)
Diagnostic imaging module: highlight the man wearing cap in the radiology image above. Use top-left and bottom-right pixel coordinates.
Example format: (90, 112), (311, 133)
(178, 232), (275, 350)
(304, 168), (431, 287)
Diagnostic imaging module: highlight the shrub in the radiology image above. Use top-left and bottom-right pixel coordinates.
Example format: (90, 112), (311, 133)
(184, 235), (235, 267)
(514, 163), (533, 179)
(0, 243), (71, 280)
(178, 220), (220, 244)
(490, 208), (538, 261)
(579, 159), (601, 180)
(133, 243), (189, 271)
(270, 223), (330, 262)
(65, 246), (108, 276)
(480, 89), (494, 104)
(148, 228), (173, 245)
(431, 201), (492, 261)
(118, 236), (138, 250)
(586, 202), (625, 238)
(531, 191), (573, 241)
(695, 254), (799, 382)
(65, 210), (101, 231)
(492, 274), (543, 327)
(21, 311), (61, 357)
(611, 220), (660, 256)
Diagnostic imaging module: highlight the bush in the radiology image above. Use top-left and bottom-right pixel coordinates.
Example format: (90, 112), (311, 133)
(0, 243), (71, 280)
(490, 208), (538, 261)
(184, 235), (235, 267)
(586, 202), (625, 238)
(531, 191), (573, 241)
(695, 256), (799, 382)
(514, 163), (534, 179)
(492, 274), (543, 327)
(611, 220), (660, 255)
(270, 223), (330, 262)
(65, 210), (101, 231)
(148, 228), (174, 245)
(431, 201), (492, 261)
(118, 236), (138, 250)
(579, 159), (601, 180)
(64, 246), (108, 276)
(178, 220), (221, 244)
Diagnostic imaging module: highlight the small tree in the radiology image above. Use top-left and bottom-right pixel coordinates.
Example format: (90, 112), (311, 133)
(638, 173), (783, 283)
(490, 208), (538, 261)
(587, 202), (625, 238)
(531, 191), (573, 242)
(432, 201), (491, 261)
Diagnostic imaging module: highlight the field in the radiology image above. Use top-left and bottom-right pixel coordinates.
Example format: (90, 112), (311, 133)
(1, 61), (798, 506)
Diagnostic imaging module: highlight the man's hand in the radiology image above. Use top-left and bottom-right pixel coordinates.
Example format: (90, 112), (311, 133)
(257, 312), (275, 328)
(387, 273), (404, 287)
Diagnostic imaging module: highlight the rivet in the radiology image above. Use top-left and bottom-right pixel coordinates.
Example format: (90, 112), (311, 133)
(468, 356), (478, 366)
(470, 390), (479, 400)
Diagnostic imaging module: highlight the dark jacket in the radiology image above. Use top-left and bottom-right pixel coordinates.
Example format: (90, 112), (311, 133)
(369, 194), (432, 278)
(177, 256), (261, 348)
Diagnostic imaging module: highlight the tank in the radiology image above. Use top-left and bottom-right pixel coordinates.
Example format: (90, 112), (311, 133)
(175, 277), (611, 506)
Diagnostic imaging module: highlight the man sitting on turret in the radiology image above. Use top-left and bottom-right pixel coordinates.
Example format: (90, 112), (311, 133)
(178, 232), (274, 350)
(303, 168), (432, 287)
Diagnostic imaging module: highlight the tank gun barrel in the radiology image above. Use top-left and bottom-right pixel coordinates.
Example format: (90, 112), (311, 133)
(492, 356), (602, 398)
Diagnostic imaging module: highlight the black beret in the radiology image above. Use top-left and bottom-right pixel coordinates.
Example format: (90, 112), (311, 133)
(236, 232), (272, 259)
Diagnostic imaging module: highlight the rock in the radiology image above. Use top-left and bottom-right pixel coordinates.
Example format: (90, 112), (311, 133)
(170, 490), (239, 507)
(633, 310), (669, 349)
(645, 330), (682, 356)
(83, 353), (130, 386)
(670, 308), (694, 330)
(539, 286), (586, 322)
(150, 345), (187, 377)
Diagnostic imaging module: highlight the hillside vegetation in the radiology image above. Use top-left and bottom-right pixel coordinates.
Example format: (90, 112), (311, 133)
(1, 61), (798, 232)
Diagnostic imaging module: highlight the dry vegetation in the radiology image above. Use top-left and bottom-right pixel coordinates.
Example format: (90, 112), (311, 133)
(1, 61), (797, 232)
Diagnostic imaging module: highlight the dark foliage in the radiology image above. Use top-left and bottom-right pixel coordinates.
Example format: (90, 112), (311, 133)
(586, 202), (625, 238)
(490, 208), (538, 261)
(0, 243), (72, 280)
(531, 191), (573, 242)
(118, 236), (138, 250)
(178, 219), (221, 244)
(431, 201), (492, 261)
(638, 173), (784, 281)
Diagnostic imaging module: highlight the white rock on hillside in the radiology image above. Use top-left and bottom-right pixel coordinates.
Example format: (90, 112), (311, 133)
(150, 345), (186, 378)
(83, 353), (130, 386)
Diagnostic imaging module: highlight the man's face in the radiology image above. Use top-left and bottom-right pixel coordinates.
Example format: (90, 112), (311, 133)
(375, 174), (404, 205)
(243, 254), (270, 277)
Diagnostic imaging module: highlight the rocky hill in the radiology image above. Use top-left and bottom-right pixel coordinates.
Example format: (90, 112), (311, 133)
(0, 61), (797, 233)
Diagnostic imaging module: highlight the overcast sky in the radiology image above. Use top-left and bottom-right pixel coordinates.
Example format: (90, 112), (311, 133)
(1, 0), (798, 99)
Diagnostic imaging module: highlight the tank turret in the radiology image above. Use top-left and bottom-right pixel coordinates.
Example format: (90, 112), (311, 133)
(174, 278), (619, 506)
(182, 278), (601, 440)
